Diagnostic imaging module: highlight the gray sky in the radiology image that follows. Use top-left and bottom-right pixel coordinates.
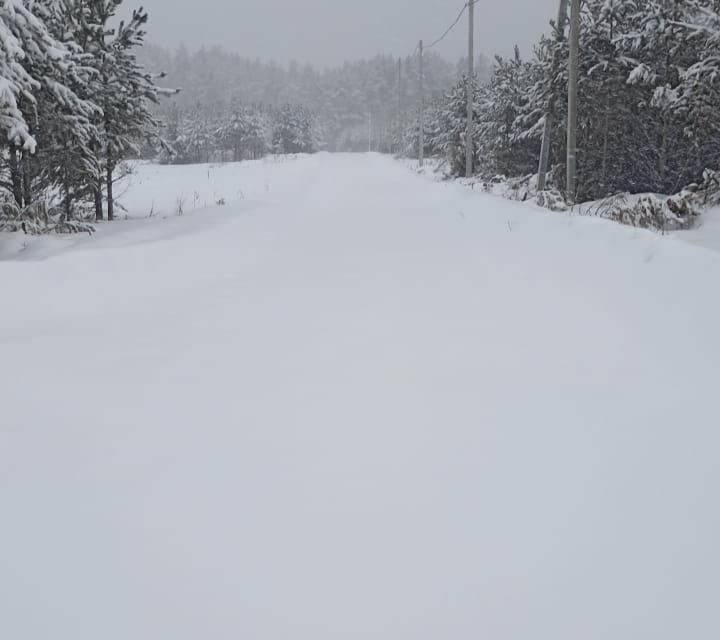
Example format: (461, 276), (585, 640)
(134, 0), (559, 66)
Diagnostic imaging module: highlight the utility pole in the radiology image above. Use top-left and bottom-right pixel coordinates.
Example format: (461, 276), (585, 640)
(537, 0), (569, 191)
(419, 39), (424, 167)
(466, 0), (475, 178)
(397, 58), (403, 155)
(368, 110), (372, 152)
(566, 0), (580, 199)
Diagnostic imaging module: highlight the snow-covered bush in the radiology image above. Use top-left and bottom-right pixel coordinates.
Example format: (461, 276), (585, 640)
(480, 174), (536, 203)
(0, 199), (94, 235)
(608, 194), (700, 231)
(535, 189), (568, 212)
(0, 200), (49, 235)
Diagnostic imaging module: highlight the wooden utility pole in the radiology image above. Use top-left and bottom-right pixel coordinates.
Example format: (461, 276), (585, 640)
(566, 0), (580, 199)
(397, 58), (403, 154)
(419, 40), (425, 167)
(397, 59), (402, 114)
(466, 0), (475, 178)
(537, 0), (569, 191)
(368, 110), (372, 152)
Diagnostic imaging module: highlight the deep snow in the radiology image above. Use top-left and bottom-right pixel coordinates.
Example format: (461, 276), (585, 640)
(1, 153), (719, 640)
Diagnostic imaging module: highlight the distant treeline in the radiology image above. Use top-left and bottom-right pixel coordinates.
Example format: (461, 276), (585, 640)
(158, 102), (320, 165)
(138, 44), (492, 153)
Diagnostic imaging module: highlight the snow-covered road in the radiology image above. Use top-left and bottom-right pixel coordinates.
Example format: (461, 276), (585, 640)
(2, 153), (719, 639)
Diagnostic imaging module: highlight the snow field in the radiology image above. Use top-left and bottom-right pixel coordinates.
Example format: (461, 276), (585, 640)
(1, 153), (719, 640)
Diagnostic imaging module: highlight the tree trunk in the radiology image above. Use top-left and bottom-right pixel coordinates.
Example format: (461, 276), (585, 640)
(599, 8), (614, 193)
(8, 145), (23, 208)
(94, 180), (104, 221)
(600, 109), (611, 191)
(22, 153), (32, 206)
(659, 119), (668, 191)
(63, 173), (72, 220)
(106, 163), (114, 221)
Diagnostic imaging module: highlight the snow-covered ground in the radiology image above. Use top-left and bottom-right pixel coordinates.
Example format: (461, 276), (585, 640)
(685, 204), (720, 253)
(1, 153), (719, 640)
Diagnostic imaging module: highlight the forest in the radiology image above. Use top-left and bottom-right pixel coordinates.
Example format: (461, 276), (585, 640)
(427, 0), (720, 205)
(2, 0), (720, 231)
(136, 44), (474, 157)
(142, 0), (720, 221)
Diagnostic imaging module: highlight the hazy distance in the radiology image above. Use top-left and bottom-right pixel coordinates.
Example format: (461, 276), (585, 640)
(133, 0), (560, 65)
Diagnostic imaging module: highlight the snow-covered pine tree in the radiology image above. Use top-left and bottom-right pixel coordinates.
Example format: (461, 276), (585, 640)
(216, 99), (250, 162)
(670, 1), (720, 177)
(272, 104), (318, 154)
(0, 0), (57, 155)
(473, 47), (538, 178)
(571, 0), (643, 198)
(619, 0), (701, 194)
(86, 1), (164, 220)
(461, 0), (720, 200)
(18, 0), (103, 217)
(0, 0), (95, 213)
(427, 76), (486, 176)
(175, 103), (214, 163)
(245, 105), (273, 159)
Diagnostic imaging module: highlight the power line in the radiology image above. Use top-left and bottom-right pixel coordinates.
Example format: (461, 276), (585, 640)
(408, 1), (477, 58)
(409, 0), (479, 169)
(426, 1), (476, 51)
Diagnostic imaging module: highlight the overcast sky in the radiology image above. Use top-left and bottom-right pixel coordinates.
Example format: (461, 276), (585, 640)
(133, 0), (559, 66)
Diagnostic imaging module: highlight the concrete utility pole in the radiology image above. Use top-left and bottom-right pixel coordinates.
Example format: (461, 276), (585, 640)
(419, 39), (425, 167)
(566, 0), (580, 199)
(537, 0), (569, 191)
(466, 0), (475, 178)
